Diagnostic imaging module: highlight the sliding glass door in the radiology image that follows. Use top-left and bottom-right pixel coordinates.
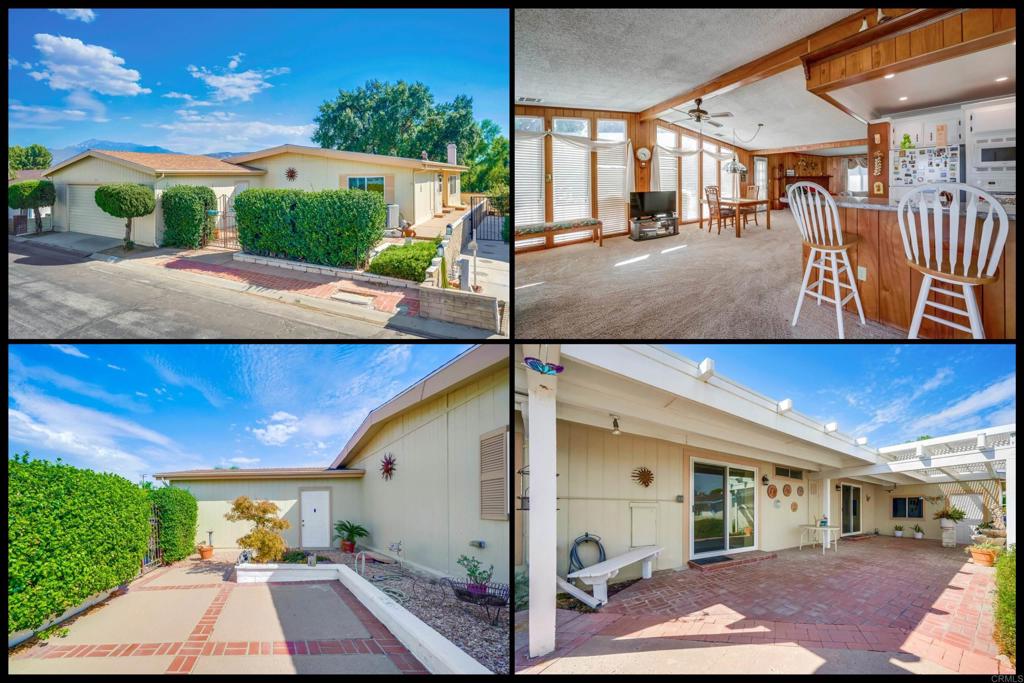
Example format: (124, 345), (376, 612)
(842, 484), (861, 535)
(692, 460), (758, 557)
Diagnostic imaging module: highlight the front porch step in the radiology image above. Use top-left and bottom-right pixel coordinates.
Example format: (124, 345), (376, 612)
(687, 551), (777, 572)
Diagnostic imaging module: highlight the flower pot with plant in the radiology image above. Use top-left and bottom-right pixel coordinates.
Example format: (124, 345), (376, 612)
(894, 525), (904, 538)
(197, 542), (214, 560)
(912, 524), (924, 540)
(333, 521), (368, 553)
(934, 506), (966, 529)
(457, 555), (494, 595)
(967, 540), (1002, 567)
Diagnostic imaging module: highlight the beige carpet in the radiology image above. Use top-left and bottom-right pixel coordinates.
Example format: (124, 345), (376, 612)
(514, 211), (903, 339)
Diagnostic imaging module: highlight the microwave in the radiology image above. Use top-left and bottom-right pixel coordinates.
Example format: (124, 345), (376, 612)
(975, 138), (1016, 168)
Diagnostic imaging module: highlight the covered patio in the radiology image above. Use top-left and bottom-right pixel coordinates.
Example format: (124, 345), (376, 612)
(514, 343), (1015, 674)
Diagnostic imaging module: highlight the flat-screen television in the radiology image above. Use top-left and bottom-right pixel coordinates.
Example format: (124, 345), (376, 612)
(630, 191), (676, 218)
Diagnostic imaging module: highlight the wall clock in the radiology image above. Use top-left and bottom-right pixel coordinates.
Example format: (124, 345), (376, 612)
(636, 147), (651, 162)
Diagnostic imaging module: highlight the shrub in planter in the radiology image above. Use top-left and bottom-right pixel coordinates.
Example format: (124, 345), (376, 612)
(281, 551), (332, 564)
(333, 520), (369, 553)
(161, 185), (217, 248)
(995, 545), (1015, 664)
(224, 496), (290, 563)
(968, 539), (1003, 567)
(457, 555), (494, 594)
(367, 240), (439, 282)
(8, 452), (151, 634)
(149, 486), (198, 563)
(94, 183), (156, 249)
(514, 571), (529, 611)
(912, 524), (924, 539)
(8, 180), (55, 232)
(894, 524), (904, 537)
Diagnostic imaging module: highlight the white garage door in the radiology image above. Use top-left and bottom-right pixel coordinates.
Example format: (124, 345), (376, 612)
(69, 185), (124, 238)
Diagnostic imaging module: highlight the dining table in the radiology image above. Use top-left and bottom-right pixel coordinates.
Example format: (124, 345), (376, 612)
(699, 197), (771, 238)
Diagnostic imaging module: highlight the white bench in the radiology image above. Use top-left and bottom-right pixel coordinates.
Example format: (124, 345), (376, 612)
(565, 545), (663, 606)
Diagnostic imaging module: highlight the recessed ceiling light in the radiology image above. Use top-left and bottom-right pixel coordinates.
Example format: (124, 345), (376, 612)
(884, 73), (895, 79)
(899, 96), (908, 101)
(995, 76), (1009, 82)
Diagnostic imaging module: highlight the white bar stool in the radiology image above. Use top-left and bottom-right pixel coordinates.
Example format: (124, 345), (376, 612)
(788, 181), (865, 339)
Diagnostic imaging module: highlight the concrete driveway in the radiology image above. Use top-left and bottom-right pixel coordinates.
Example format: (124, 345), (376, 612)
(14, 231), (125, 256)
(9, 554), (427, 675)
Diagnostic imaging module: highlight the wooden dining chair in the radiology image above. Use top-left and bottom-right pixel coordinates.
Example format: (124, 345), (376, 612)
(896, 183), (1009, 339)
(704, 186), (735, 235)
(741, 184), (760, 227)
(788, 181), (865, 339)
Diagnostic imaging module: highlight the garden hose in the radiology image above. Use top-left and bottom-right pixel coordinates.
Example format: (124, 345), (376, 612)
(568, 532), (606, 574)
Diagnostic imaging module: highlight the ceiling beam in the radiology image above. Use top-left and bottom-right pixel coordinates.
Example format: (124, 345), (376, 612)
(808, 446), (1012, 480)
(938, 467), (963, 482)
(750, 138), (867, 155)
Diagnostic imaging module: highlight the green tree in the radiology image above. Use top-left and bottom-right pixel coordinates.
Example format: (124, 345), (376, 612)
(462, 119), (509, 193)
(94, 183), (155, 249)
(9, 144), (53, 170)
(8, 180), (56, 232)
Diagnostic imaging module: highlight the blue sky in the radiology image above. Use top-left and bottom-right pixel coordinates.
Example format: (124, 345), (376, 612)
(8, 343), (472, 484)
(8, 8), (509, 153)
(664, 344), (1016, 446)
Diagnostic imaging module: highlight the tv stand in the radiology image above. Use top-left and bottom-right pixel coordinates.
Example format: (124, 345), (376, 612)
(630, 214), (678, 241)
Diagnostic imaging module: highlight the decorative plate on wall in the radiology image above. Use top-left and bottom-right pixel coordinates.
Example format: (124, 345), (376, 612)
(791, 502), (798, 512)
(797, 486), (804, 496)
(766, 484), (778, 499)
(773, 499), (782, 509)
(632, 466), (654, 488)
(783, 484), (792, 497)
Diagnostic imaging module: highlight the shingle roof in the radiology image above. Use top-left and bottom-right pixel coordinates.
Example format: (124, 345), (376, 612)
(97, 150), (259, 173)
(9, 169), (45, 183)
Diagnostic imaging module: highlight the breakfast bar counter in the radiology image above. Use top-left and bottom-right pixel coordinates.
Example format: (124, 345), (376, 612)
(800, 199), (1015, 339)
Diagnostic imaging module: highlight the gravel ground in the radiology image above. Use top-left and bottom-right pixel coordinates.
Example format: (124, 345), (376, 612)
(314, 549), (509, 674)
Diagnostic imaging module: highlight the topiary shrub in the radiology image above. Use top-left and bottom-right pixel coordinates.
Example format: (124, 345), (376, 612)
(235, 188), (386, 267)
(367, 240), (438, 282)
(8, 180), (55, 232)
(161, 185), (217, 249)
(94, 183), (156, 249)
(149, 486), (198, 563)
(995, 544), (1015, 664)
(8, 452), (151, 634)
(224, 496), (290, 563)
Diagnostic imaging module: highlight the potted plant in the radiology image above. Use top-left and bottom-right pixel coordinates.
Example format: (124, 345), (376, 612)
(457, 555), (494, 596)
(934, 506), (966, 529)
(894, 524), (904, 538)
(197, 542), (214, 560)
(912, 524), (924, 540)
(744, 526), (753, 536)
(967, 540), (1002, 567)
(333, 521), (368, 553)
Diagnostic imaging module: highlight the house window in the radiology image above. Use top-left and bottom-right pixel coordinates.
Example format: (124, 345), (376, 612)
(349, 176), (385, 195)
(596, 119), (628, 236)
(892, 496), (924, 518)
(551, 117), (591, 223)
(480, 426), (509, 521)
(847, 164), (868, 194)
(774, 466), (803, 480)
(514, 115), (545, 226)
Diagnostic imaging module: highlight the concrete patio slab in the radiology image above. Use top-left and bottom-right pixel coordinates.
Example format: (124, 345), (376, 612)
(144, 561), (235, 586)
(15, 231), (126, 256)
(56, 587), (218, 644)
(191, 653), (402, 675)
(9, 654), (176, 674)
(212, 583), (370, 641)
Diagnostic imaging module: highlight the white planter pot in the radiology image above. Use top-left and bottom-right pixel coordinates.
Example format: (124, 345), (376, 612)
(914, 532), (924, 539)
(939, 518), (955, 529)
(894, 531), (903, 537)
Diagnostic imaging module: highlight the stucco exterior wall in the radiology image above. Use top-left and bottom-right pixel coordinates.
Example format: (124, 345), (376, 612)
(170, 477), (364, 549)
(241, 153), (422, 224)
(870, 480), (1003, 540)
(346, 366), (509, 582)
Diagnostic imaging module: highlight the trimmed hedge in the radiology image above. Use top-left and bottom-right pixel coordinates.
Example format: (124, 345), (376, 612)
(161, 185), (217, 249)
(995, 545), (1015, 664)
(7, 180), (55, 211)
(150, 486), (198, 563)
(367, 239), (438, 282)
(235, 188), (386, 267)
(8, 453), (151, 634)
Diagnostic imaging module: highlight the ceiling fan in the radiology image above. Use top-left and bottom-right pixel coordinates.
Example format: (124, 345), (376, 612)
(673, 97), (733, 128)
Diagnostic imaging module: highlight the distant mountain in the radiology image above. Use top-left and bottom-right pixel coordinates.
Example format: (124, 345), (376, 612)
(205, 151), (252, 159)
(48, 139), (181, 164)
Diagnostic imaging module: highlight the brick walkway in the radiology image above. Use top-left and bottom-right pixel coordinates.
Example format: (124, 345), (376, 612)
(516, 537), (1014, 674)
(162, 258), (419, 316)
(10, 556), (427, 675)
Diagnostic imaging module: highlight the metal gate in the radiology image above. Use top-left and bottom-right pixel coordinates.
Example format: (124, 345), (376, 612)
(207, 195), (240, 249)
(141, 506), (163, 574)
(467, 195), (504, 241)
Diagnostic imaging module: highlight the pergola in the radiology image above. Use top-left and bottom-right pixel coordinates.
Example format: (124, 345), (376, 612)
(517, 343), (1015, 659)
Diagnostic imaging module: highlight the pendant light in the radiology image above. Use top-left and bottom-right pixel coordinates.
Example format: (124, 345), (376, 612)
(723, 123), (764, 175)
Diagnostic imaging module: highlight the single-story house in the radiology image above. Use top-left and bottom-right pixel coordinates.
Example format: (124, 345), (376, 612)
(43, 144), (468, 247)
(156, 343), (509, 583)
(515, 344), (1015, 657)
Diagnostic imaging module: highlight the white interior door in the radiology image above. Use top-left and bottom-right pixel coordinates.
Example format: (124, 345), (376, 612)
(300, 490), (330, 548)
(950, 494), (984, 545)
(435, 174), (443, 213)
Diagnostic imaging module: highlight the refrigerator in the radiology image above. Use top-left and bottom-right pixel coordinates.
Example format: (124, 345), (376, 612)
(889, 145), (965, 202)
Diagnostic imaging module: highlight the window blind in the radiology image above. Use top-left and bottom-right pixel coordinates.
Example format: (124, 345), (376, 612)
(680, 135), (699, 221)
(597, 119), (628, 235)
(552, 118), (591, 241)
(514, 117), (545, 227)
(656, 127), (678, 215)
(702, 142), (719, 221)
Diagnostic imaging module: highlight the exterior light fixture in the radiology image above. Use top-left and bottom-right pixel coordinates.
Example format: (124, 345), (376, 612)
(610, 414), (621, 435)
(762, 475), (770, 486)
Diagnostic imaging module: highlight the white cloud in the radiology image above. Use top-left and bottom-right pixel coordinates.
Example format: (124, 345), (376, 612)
(10, 354), (146, 412)
(107, 363), (126, 371)
(157, 118), (314, 154)
(147, 355), (226, 407)
(153, 387), (166, 395)
(135, 391), (148, 397)
(162, 91), (214, 107)
(250, 411), (300, 446)
(853, 366), (956, 436)
(65, 89), (108, 122)
(373, 344), (412, 372)
(50, 9), (96, 23)
(187, 60), (289, 102)
(22, 62), (33, 69)
(175, 109), (235, 122)
(8, 57), (17, 69)
(907, 374), (1017, 434)
(227, 52), (244, 70)
(49, 343), (89, 358)
(30, 33), (150, 96)
(227, 456), (260, 464)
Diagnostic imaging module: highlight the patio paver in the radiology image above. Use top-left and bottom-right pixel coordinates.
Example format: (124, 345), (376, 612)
(213, 582), (370, 641)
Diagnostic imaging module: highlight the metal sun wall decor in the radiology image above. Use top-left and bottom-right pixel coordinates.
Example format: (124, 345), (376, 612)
(631, 466), (654, 488)
(379, 453), (397, 480)
(285, 167), (298, 181)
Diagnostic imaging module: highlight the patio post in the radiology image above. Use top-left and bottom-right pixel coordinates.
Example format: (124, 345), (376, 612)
(525, 344), (560, 658)
(1006, 454), (1015, 548)
(822, 477), (831, 540)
